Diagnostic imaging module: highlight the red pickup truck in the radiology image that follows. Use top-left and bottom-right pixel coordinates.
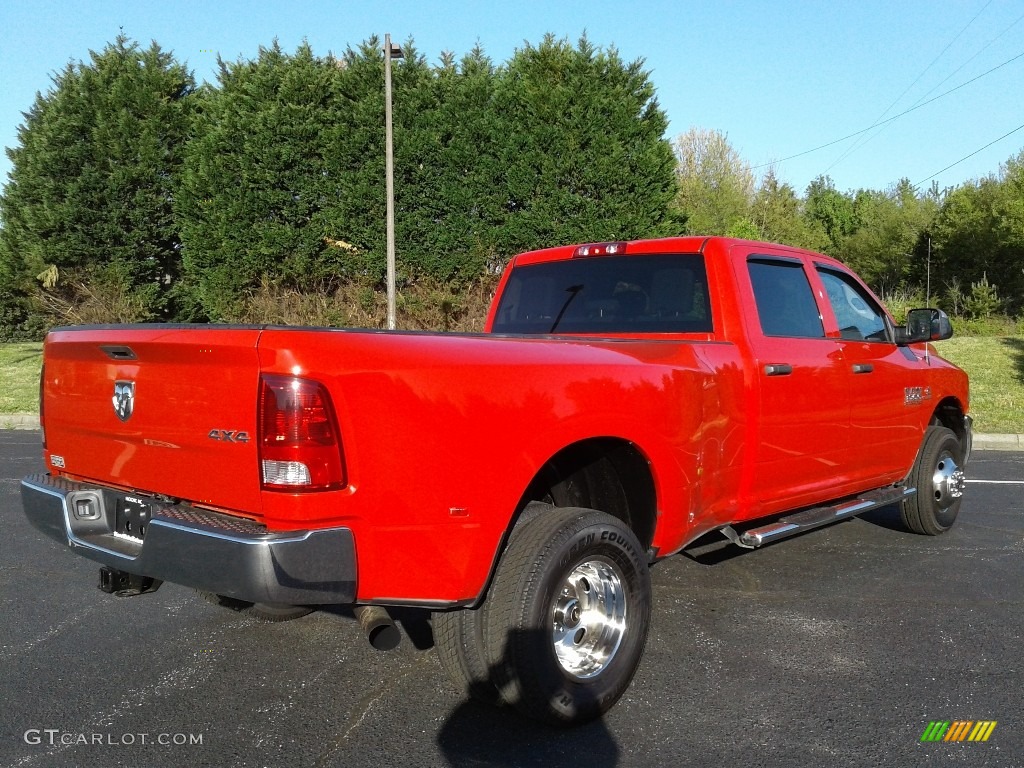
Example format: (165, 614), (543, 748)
(21, 236), (970, 725)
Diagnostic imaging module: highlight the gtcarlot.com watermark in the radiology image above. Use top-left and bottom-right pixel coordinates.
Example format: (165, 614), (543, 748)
(24, 729), (203, 747)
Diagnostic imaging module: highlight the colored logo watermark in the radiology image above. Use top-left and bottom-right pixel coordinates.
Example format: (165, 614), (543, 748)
(921, 721), (997, 742)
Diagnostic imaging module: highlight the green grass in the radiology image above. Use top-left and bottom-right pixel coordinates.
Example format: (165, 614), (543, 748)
(937, 336), (1024, 434)
(0, 342), (42, 413)
(1, 337), (1023, 433)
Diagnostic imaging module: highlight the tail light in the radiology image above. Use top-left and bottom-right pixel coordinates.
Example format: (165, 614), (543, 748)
(259, 374), (345, 491)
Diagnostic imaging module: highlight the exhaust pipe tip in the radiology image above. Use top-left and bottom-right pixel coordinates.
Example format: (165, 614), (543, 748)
(354, 605), (401, 651)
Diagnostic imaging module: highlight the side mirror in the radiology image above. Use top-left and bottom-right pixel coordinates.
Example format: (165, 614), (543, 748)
(895, 308), (953, 345)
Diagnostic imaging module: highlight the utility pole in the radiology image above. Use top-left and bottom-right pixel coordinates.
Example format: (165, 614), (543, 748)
(926, 236), (931, 306)
(384, 34), (404, 330)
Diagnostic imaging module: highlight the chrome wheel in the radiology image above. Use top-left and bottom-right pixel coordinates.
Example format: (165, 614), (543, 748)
(551, 559), (627, 679)
(483, 506), (651, 725)
(932, 452), (965, 511)
(902, 426), (966, 536)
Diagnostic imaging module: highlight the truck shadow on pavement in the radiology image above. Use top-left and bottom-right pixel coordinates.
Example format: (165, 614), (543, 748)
(434, 627), (621, 767)
(855, 502), (910, 532)
(436, 698), (620, 767)
(315, 609), (622, 764)
(679, 503), (910, 566)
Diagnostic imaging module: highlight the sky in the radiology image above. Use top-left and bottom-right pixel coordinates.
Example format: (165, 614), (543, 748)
(1, 0), (1023, 197)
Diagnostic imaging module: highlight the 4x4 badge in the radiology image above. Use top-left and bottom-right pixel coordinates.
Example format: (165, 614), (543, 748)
(113, 381), (135, 422)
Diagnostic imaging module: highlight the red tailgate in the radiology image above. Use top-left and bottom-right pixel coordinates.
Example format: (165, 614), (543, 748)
(42, 326), (264, 517)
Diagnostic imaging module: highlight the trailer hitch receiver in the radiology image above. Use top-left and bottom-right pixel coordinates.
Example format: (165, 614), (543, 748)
(98, 566), (162, 596)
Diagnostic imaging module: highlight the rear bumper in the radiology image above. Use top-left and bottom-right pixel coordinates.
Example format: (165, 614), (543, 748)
(20, 473), (356, 605)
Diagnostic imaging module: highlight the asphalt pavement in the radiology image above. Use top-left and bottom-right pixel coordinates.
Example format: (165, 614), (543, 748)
(0, 431), (1021, 768)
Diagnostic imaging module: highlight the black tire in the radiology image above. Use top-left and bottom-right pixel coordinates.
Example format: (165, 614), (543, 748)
(433, 607), (502, 705)
(482, 506), (651, 726)
(432, 502), (572, 707)
(901, 426), (966, 535)
(196, 591), (314, 622)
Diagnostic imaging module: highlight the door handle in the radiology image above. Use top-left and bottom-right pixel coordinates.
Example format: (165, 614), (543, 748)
(764, 364), (793, 376)
(852, 363), (874, 374)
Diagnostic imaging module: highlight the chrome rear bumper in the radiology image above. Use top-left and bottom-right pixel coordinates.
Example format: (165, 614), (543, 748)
(20, 473), (356, 605)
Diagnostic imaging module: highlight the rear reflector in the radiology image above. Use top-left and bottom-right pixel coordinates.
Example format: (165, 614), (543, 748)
(39, 363), (46, 450)
(259, 375), (345, 491)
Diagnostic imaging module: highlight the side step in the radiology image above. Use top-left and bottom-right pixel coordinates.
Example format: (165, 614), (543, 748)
(723, 487), (916, 549)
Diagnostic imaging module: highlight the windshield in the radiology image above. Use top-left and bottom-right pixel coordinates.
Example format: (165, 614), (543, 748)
(491, 253), (712, 334)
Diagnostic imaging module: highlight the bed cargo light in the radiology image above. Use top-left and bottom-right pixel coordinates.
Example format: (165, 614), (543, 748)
(259, 374), (346, 491)
(573, 242), (628, 258)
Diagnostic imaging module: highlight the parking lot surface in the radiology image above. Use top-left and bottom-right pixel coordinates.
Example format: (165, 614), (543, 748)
(1, 431), (1020, 767)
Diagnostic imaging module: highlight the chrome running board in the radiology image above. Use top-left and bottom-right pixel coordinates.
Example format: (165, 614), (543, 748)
(722, 487), (916, 549)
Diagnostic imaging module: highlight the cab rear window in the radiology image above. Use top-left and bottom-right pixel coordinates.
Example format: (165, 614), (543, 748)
(491, 254), (712, 334)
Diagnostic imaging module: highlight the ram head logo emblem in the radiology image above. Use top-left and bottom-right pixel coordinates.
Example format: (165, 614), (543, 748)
(113, 381), (135, 422)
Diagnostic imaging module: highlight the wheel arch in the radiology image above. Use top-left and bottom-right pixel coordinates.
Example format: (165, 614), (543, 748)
(514, 437), (658, 551)
(470, 437), (658, 608)
(931, 396), (971, 459)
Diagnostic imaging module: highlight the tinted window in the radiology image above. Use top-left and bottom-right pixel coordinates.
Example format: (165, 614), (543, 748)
(747, 259), (824, 338)
(491, 254), (712, 334)
(817, 268), (890, 342)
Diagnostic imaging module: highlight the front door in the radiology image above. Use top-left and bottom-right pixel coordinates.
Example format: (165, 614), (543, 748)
(813, 265), (924, 483)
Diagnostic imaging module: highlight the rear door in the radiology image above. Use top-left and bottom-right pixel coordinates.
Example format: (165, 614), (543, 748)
(738, 250), (851, 513)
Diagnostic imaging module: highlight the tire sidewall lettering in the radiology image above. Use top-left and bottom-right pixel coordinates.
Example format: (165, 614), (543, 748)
(484, 507), (653, 725)
(556, 531), (595, 572)
(535, 524), (650, 717)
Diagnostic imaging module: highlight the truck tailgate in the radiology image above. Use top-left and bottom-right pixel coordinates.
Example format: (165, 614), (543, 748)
(41, 326), (264, 517)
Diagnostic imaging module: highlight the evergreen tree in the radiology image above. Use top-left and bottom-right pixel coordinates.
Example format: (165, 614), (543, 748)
(494, 35), (680, 253)
(407, 45), (507, 279)
(324, 37), (400, 284)
(175, 41), (346, 320)
(0, 36), (193, 334)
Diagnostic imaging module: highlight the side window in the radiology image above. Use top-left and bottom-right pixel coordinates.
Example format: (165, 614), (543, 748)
(817, 268), (889, 342)
(747, 259), (824, 338)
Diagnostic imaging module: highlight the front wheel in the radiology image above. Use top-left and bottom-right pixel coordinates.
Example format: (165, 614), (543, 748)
(482, 506), (651, 726)
(901, 426), (966, 535)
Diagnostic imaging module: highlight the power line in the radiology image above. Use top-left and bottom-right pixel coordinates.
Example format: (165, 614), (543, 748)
(914, 121), (1024, 188)
(752, 47), (1024, 171)
(910, 9), (1024, 108)
(830, 7), (1024, 173)
(825, 1), (993, 173)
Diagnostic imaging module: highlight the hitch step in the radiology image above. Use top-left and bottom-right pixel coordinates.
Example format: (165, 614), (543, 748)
(727, 487), (915, 549)
(98, 566), (162, 596)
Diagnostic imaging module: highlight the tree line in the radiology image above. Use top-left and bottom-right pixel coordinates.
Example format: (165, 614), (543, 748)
(1, 35), (1022, 339)
(0, 34), (677, 336)
(674, 126), (1024, 324)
